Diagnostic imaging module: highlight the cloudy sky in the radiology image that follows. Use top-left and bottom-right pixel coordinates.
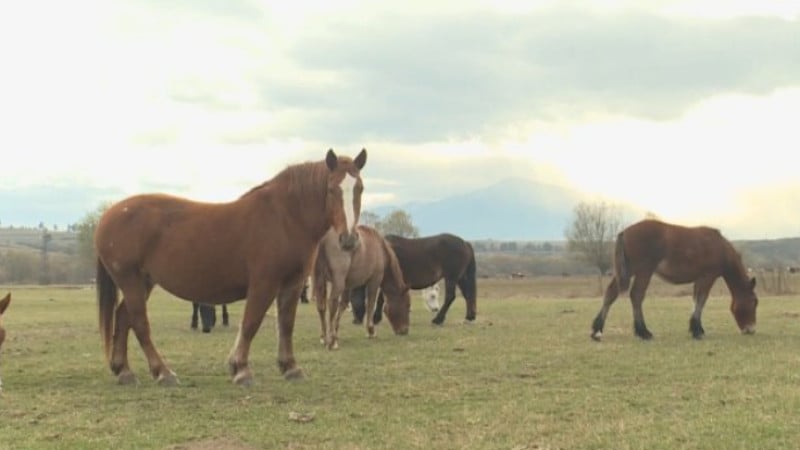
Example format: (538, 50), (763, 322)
(1, 0), (799, 238)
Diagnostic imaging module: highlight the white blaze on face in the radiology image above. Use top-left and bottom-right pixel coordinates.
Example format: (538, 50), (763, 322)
(340, 174), (357, 231)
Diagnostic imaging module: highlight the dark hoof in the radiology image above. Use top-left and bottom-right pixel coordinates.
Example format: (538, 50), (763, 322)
(590, 331), (603, 341)
(431, 317), (444, 326)
(202, 328), (211, 333)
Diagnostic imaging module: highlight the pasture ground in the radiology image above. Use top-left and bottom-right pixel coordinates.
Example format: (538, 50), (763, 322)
(1, 277), (800, 449)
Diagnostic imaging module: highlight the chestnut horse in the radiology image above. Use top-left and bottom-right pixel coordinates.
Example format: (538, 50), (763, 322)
(95, 149), (367, 386)
(591, 219), (758, 341)
(313, 225), (410, 350)
(0, 293), (10, 391)
(352, 233), (477, 325)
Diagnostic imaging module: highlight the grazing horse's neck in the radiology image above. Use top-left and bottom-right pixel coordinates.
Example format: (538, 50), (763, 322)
(721, 259), (750, 294)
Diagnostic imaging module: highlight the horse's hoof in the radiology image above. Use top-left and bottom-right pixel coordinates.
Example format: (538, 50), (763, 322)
(157, 372), (179, 387)
(591, 331), (603, 341)
(233, 368), (253, 386)
(462, 319), (476, 325)
(283, 367), (305, 381)
(117, 371), (139, 386)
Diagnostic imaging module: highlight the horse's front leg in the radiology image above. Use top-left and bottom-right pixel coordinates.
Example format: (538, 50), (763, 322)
(227, 284), (278, 386)
(313, 277), (328, 345)
(365, 282), (381, 338)
(325, 281), (345, 350)
(275, 283), (305, 380)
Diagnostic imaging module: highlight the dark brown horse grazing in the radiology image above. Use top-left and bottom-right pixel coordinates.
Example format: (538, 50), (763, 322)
(95, 149), (367, 386)
(352, 233), (477, 325)
(591, 219), (758, 341)
(313, 225), (410, 350)
(0, 292), (10, 391)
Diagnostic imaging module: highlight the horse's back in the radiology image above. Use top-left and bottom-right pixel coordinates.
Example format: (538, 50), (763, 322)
(385, 233), (472, 288)
(622, 220), (734, 283)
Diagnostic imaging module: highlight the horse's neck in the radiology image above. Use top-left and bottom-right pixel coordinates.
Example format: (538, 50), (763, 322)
(721, 260), (749, 293)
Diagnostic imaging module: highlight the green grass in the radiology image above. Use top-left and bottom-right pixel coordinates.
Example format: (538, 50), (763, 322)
(2, 280), (800, 449)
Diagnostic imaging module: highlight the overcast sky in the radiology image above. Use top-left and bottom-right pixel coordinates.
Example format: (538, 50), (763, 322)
(1, 0), (799, 238)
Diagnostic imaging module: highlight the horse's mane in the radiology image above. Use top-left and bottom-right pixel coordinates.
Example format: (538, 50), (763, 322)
(377, 233), (407, 295)
(240, 160), (329, 203)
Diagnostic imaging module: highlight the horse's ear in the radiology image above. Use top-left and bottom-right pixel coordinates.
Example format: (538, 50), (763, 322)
(0, 292), (10, 315)
(354, 148), (367, 170)
(325, 149), (338, 170)
(750, 277), (757, 289)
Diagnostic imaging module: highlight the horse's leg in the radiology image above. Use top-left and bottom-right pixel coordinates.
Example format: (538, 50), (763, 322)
(630, 273), (654, 340)
(313, 278), (330, 345)
(364, 282), (381, 338)
(456, 277), (477, 322)
(350, 284), (366, 324)
(200, 304), (216, 333)
(373, 290), (384, 325)
(689, 277), (715, 339)
(332, 290), (350, 345)
(591, 277), (621, 341)
(432, 278), (457, 325)
(275, 283), (305, 380)
(222, 304), (229, 327)
(120, 282), (178, 386)
(227, 284), (279, 385)
(110, 301), (137, 385)
(190, 303), (199, 330)
(325, 280), (346, 350)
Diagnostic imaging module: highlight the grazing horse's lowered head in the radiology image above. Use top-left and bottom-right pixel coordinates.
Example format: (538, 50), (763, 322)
(325, 149), (366, 251)
(730, 277), (758, 335)
(0, 292), (10, 391)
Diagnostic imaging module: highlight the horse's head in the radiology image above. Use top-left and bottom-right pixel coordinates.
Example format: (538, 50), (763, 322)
(730, 277), (757, 334)
(383, 285), (411, 336)
(325, 148), (367, 251)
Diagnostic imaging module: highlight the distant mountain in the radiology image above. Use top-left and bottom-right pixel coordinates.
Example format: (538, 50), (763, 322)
(372, 177), (587, 240)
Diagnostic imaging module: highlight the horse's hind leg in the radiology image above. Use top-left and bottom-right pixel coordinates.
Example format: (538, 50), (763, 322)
(120, 282), (178, 386)
(110, 301), (137, 385)
(364, 282), (381, 338)
(689, 277), (714, 339)
(630, 273), (654, 340)
(222, 304), (229, 327)
(591, 278), (621, 341)
(432, 278), (457, 325)
(275, 283), (305, 380)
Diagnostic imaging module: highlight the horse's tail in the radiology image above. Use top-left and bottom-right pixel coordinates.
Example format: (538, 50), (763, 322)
(614, 232), (631, 292)
(460, 243), (478, 320)
(96, 258), (118, 363)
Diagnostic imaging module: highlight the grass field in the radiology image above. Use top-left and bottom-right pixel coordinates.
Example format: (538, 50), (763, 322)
(2, 278), (800, 449)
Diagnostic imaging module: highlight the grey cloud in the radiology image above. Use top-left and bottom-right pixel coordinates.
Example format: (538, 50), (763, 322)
(252, 10), (799, 143)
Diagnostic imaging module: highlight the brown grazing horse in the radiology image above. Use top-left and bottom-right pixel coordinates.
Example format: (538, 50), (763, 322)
(313, 225), (410, 350)
(95, 149), (367, 386)
(0, 293), (10, 391)
(591, 219), (758, 341)
(353, 233), (477, 325)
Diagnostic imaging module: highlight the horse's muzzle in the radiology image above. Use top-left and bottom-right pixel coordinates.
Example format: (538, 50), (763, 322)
(339, 231), (359, 251)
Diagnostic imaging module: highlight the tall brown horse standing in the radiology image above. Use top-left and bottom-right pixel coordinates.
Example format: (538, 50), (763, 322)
(353, 233), (477, 325)
(0, 293), (10, 391)
(95, 149), (367, 386)
(591, 219), (758, 341)
(313, 225), (410, 350)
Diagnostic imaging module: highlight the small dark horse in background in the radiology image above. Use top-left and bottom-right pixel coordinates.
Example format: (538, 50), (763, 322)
(190, 280), (309, 332)
(591, 219), (758, 341)
(190, 303), (229, 333)
(0, 292), (10, 391)
(95, 149), (367, 386)
(352, 233), (477, 325)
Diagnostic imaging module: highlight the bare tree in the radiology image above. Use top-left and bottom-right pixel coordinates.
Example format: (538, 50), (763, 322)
(564, 201), (624, 291)
(379, 209), (419, 237)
